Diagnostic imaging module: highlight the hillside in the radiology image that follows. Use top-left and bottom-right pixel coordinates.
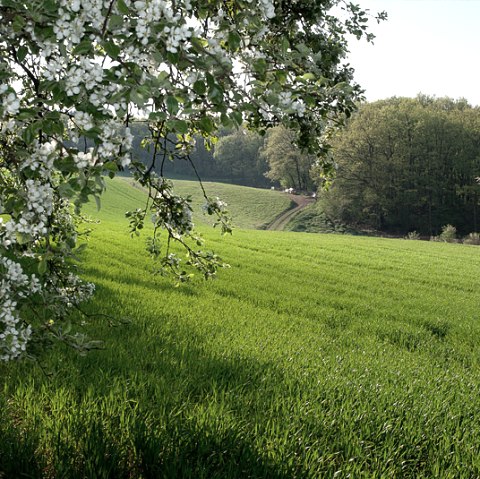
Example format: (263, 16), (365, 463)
(2, 179), (480, 478)
(117, 177), (293, 230)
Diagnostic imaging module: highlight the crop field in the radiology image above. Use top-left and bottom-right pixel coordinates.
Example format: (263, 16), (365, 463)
(2, 179), (480, 478)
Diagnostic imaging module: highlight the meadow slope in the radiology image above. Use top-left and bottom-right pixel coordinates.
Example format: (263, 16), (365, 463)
(1, 179), (480, 478)
(121, 177), (293, 230)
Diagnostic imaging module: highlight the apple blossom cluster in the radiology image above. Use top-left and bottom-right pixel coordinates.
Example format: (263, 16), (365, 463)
(20, 140), (57, 177)
(203, 197), (228, 216)
(250, 0), (276, 19)
(131, 0), (179, 46)
(152, 183), (194, 237)
(254, 93), (309, 127)
(1, 90), (20, 116)
(0, 180), (53, 248)
(52, 273), (96, 309)
(97, 122), (133, 167)
(0, 257), (40, 361)
(56, 0), (109, 43)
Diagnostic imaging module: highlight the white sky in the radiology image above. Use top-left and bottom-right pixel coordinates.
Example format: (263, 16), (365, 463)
(345, 0), (480, 106)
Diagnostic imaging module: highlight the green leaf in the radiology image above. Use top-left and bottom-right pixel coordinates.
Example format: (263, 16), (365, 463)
(73, 40), (93, 56)
(12, 15), (26, 32)
(16, 109), (37, 121)
(108, 14), (124, 30)
(22, 123), (38, 145)
(103, 41), (121, 58)
(253, 58), (268, 78)
(117, 0), (130, 14)
(54, 156), (78, 173)
(190, 37), (208, 52)
(166, 95), (179, 115)
(231, 111), (243, 126)
(148, 111), (167, 121)
(220, 113), (233, 128)
(131, 86), (150, 106)
(208, 85), (223, 103)
(281, 37), (290, 53)
(275, 70), (288, 85)
(169, 119), (189, 134)
(103, 161), (118, 172)
(227, 31), (242, 51)
(193, 80), (206, 96)
(197, 116), (214, 134)
(42, 0), (57, 12)
(158, 70), (170, 83)
(57, 182), (76, 198)
(41, 118), (64, 136)
(38, 257), (48, 275)
(300, 72), (316, 82)
(17, 46), (28, 62)
(16, 232), (30, 245)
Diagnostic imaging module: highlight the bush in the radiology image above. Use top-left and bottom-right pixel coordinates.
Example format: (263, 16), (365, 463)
(439, 224), (457, 243)
(463, 232), (480, 245)
(405, 231), (420, 240)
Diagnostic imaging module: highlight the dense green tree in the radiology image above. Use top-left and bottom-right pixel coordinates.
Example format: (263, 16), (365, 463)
(261, 125), (317, 191)
(321, 97), (480, 234)
(213, 128), (267, 186)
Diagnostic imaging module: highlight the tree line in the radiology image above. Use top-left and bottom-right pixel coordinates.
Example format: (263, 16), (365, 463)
(140, 95), (480, 237)
(322, 96), (480, 236)
(130, 122), (317, 191)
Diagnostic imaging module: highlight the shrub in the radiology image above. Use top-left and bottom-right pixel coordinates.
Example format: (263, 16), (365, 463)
(405, 231), (420, 240)
(439, 224), (457, 243)
(463, 232), (480, 245)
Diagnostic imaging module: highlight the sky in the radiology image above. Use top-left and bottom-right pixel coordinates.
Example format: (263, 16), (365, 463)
(344, 0), (480, 106)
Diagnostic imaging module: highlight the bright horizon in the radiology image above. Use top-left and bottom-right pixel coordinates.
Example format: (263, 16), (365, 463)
(345, 0), (480, 106)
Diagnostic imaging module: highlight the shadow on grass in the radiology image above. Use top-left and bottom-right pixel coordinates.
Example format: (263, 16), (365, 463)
(1, 282), (294, 479)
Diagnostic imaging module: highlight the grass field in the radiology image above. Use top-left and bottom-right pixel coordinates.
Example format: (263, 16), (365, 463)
(121, 177), (293, 230)
(2, 179), (480, 478)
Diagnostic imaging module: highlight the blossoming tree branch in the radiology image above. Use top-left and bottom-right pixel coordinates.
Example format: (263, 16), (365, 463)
(0, 0), (385, 360)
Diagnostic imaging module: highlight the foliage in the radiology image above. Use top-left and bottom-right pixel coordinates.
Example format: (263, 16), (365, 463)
(405, 230), (421, 240)
(0, 0), (385, 360)
(439, 224), (457, 243)
(261, 125), (317, 191)
(129, 122), (225, 181)
(213, 128), (268, 187)
(2, 181), (480, 477)
(463, 232), (480, 245)
(321, 96), (480, 235)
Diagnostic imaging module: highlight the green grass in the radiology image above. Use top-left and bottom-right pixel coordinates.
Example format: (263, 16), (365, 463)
(285, 201), (352, 234)
(2, 179), (480, 478)
(120, 177), (292, 230)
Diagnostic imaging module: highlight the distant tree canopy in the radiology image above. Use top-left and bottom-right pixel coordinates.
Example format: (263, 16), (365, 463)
(213, 128), (268, 187)
(129, 122), (316, 190)
(321, 96), (480, 235)
(128, 122), (224, 180)
(261, 125), (317, 191)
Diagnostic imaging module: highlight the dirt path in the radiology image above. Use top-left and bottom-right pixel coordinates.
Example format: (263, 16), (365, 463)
(266, 194), (315, 231)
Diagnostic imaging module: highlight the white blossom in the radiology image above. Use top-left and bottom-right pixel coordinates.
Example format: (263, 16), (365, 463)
(2, 92), (20, 115)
